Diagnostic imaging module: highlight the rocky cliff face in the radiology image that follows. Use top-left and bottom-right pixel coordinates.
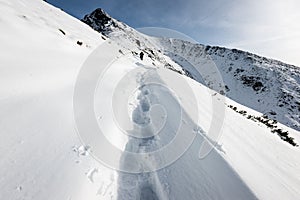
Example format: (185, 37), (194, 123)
(81, 8), (123, 35)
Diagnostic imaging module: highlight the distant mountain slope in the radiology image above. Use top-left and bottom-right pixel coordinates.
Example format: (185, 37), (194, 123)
(158, 39), (300, 131)
(82, 8), (300, 132)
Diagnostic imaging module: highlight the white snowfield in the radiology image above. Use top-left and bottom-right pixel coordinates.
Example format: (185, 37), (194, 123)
(0, 0), (300, 200)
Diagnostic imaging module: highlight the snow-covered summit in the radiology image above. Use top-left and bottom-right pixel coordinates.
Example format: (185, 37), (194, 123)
(82, 8), (300, 134)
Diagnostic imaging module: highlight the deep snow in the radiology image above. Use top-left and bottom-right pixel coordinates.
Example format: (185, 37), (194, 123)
(0, 0), (300, 200)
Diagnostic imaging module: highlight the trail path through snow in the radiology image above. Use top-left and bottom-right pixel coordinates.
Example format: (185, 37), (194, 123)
(94, 58), (257, 199)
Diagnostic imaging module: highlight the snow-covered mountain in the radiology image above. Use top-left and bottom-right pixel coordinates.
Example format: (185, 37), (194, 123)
(0, 1), (300, 200)
(82, 8), (300, 135)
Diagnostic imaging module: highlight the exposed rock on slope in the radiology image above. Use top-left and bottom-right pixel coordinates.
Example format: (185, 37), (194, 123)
(82, 8), (300, 131)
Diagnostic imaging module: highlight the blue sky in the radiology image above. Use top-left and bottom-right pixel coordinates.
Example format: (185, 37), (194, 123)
(47, 0), (300, 66)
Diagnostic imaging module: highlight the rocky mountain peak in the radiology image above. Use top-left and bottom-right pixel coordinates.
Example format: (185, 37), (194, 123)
(81, 8), (118, 35)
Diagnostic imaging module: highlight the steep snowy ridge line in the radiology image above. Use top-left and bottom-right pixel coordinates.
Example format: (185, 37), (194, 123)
(82, 8), (300, 133)
(1, 0), (300, 199)
(81, 9), (189, 76)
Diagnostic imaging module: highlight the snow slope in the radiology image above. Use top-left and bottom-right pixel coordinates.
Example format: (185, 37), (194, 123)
(0, 0), (110, 199)
(83, 9), (300, 133)
(0, 1), (300, 200)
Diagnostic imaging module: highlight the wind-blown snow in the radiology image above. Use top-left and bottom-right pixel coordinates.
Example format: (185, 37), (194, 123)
(0, 1), (300, 200)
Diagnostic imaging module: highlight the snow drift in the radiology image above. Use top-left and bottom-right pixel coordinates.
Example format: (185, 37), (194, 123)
(0, 1), (300, 200)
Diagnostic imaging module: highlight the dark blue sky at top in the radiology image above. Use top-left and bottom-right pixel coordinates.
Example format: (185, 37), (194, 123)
(46, 0), (235, 45)
(45, 0), (300, 66)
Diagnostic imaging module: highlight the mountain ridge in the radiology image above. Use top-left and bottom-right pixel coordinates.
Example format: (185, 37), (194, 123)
(1, 1), (300, 199)
(82, 8), (300, 132)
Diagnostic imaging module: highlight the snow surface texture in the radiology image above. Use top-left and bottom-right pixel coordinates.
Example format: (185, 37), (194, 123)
(0, 0), (300, 200)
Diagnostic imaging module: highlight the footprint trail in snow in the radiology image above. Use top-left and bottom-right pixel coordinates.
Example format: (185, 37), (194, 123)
(117, 68), (170, 200)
